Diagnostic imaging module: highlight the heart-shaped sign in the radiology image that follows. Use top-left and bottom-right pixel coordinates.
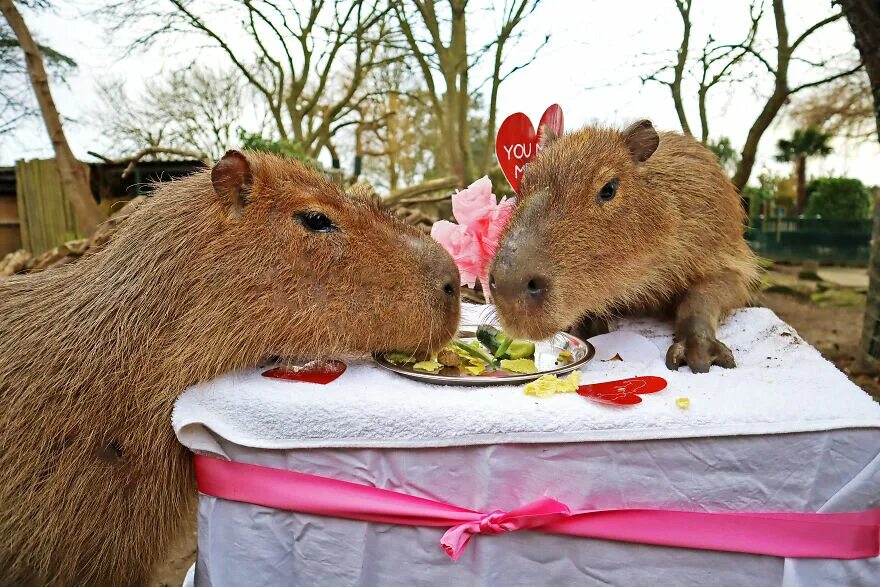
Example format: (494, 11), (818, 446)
(496, 104), (564, 193)
(577, 376), (667, 406)
(262, 359), (347, 385)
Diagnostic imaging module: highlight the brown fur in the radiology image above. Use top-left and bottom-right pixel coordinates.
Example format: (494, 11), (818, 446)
(0, 151), (459, 585)
(490, 121), (759, 371)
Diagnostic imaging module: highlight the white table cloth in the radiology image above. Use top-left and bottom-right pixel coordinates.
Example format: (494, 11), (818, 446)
(175, 306), (880, 586)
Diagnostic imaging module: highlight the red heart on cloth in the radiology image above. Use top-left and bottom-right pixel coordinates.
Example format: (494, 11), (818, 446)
(496, 104), (564, 193)
(262, 360), (347, 385)
(576, 376), (667, 406)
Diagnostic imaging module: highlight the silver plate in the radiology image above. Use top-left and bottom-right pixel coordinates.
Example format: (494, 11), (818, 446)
(374, 326), (595, 386)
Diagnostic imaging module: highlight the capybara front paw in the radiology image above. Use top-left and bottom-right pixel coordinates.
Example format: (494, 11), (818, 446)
(665, 334), (736, 374)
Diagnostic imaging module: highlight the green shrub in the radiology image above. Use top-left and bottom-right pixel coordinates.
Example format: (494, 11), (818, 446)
(237, 130), (319, 168)
(804, 177), (871, 220)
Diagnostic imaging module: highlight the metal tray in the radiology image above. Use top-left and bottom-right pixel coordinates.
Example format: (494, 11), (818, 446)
(374, 326), (594, 386)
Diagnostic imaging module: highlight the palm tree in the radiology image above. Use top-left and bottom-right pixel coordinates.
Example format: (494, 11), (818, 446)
(775, 127), (833, 214)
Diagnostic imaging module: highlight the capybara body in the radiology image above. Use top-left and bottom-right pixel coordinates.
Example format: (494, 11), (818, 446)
(0, 151), (460, 585)
(490, 120), (759, 372)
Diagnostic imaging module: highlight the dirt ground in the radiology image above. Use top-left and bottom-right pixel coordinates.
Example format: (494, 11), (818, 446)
(151, 264), (876, 584)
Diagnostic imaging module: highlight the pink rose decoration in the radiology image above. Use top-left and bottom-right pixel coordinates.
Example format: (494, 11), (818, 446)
(451, 176), (495, 226)
(431, 176), (516, 294)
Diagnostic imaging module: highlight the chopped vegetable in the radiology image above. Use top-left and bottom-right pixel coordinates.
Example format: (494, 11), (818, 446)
(413, 360), (442, 373)
(384, 351), (416, 365)
(524, 371), (581, 397)
(499, 358), (538, 374)
(506, 340), (536, 360)
(476, 325), (502, 354)
(451, 339), (498, 368)
(437, 349), (460, 367)
(676, 397), (690, 410)
(464, 364), (486, 376)
(476, 325), (535, 360)
(556, 350), (573, 365)
(494, 334), (513, 358)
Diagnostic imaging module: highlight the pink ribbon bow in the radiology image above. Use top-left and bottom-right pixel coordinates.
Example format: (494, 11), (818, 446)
(441, 496), (571, 560)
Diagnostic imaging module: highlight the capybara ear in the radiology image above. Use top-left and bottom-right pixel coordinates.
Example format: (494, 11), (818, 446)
(538, 124), (558, 150)
(211, 150), (253, 217)
(622, 119), (659, 163)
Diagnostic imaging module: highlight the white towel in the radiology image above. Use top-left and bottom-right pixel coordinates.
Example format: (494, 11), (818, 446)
(173, 305), (880, 457)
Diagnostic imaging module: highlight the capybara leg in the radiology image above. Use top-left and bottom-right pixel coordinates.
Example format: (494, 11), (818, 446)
(665, 270), (748, 373)
(568, 314), (610, 340)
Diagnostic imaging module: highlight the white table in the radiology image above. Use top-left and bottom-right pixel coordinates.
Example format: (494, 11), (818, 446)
(176, 306), (880, 586)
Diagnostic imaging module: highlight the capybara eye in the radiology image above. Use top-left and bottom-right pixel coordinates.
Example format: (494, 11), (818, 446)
(296, 211), (337, 233)
(598, 178), (619, 203)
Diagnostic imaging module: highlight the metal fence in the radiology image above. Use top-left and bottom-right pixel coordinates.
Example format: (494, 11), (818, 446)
(746, 217), (871, 265)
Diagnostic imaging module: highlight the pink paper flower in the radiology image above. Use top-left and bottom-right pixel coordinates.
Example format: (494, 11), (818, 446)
(431, 177), (516, 291)
(451, 176), (495, 226)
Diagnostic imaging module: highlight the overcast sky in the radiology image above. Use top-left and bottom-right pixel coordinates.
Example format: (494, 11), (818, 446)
(3, 0), (878, 186)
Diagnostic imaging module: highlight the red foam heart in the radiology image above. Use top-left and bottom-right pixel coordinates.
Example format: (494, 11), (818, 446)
(537, 103), (564, 144)
(576, 376), (667, 406)
(495, 104), (564, 193)
(262, 360), (347, 385)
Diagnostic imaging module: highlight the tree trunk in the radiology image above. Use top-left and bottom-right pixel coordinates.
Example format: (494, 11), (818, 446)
(0, 0), (105, 235)
(795, 155), (807, 213)
(732, 84), (791, 190)
(838, 0), (880, 367)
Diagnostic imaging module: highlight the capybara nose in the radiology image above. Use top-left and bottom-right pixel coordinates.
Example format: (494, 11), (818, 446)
(490, 268), (549, 307)
(437, 256), (460, 302)
(526, 275), (548, 303)
(409, 234), (460, 304)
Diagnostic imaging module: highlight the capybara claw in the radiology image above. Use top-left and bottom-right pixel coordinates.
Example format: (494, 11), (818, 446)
(665, 335), (735, 374)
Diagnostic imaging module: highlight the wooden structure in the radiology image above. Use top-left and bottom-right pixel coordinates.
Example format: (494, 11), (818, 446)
(15, 158), (83, 255)
(0, 167), (19, 257)
(0, 158), (205, 259)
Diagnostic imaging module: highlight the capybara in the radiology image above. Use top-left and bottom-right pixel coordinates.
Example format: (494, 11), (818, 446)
(489, 120), (759, 373)
(0, 150), (460, 585)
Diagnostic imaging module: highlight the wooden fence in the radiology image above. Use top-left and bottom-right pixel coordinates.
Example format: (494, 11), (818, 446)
(15, 158), (85, 255)
(0, 167), (19, 257)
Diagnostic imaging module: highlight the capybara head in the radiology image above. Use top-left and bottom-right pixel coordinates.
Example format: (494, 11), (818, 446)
(160, 150), (460, 361)
(489, 120), (674, 339)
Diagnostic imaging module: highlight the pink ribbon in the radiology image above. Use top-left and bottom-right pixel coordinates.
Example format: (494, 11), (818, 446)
(194, 455), (880, 561)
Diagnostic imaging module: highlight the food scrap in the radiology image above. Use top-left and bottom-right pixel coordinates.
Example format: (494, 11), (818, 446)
(524, 371), (581, 398)
(437, 349), (460, 367)
(413, 359), (442, 373)
(499, 358), (538, 374)
(675, 397), (690, 410)
(556, 350), (572, 365)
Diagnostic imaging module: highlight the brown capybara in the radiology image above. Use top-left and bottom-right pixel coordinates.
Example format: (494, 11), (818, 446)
(0, 150), (460, 585)
(489, 120), (759, 373)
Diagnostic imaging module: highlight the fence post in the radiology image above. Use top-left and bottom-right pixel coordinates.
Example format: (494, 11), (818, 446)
(857, 193), (880, 369)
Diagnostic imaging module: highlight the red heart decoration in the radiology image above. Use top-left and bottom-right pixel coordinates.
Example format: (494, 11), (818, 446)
(262, 360), (347, 385)
(537, 103), (564, 144)
(496, 104), (564, 193)
(576, 376), (667, 406)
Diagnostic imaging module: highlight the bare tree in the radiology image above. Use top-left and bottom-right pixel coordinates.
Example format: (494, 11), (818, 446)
(789, 73), (877, 141)
(94, 67), (254, 161)
(389, 0), (546, 186)
(0, 0), (105, 234)
(102, 0), (399, 161)
(645, 0), (862, 190)
(644, 1), (763, 145)
(0, 8), (75, 135)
